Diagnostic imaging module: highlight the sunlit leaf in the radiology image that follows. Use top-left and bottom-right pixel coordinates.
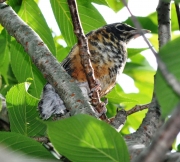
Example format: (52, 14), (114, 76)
(46, 114), (130, 162)
(19, 0), (56, 56)
(6, 82), (46, 136)
(0, 30), (10, 84)
(105, 0), (124, 12)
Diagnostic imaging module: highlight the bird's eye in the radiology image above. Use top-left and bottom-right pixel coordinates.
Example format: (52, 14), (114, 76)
(115, 24), (124, 31)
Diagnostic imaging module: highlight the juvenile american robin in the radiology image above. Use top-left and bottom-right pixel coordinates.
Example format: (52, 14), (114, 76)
(38, 23), (150, 119)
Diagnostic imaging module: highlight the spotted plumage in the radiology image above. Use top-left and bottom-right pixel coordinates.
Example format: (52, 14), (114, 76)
(38, 23), (149, 119)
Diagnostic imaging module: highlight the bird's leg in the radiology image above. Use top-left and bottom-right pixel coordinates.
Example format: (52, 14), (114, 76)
(88, 79), (101, 99)
(77, 81), (107, 117)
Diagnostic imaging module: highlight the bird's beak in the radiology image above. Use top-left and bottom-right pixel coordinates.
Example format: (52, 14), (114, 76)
(131, 29), (151, 39)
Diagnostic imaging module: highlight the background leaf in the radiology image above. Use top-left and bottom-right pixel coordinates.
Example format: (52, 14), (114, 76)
(50, 0), (106, 47)
(105, 0), (124, 12)
(125, 12), (157, 33)
(155, 37), (180, 118)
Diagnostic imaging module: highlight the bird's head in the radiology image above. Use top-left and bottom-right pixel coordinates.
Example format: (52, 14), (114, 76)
(105, 23), (150, 44)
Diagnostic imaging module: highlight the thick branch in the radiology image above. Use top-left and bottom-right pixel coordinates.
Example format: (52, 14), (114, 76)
(125, 95), (161, 159)
(0, 3), (96, 117)
(133, 103), (180, 162)
(157, 0), (171, 47)
(67, 0), (108, 121)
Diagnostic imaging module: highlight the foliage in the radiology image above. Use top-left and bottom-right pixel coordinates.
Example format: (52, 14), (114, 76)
(0, 0), (180, 160)
(46, 114), (129, 162)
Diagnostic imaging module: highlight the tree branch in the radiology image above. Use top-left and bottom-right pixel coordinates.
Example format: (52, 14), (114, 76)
(125, 95), (161, 159)
(127, 104), (149, 116)
(0, 3), (96, 117)
(67, 0), (108, 121)
(157, 0), (171, 47)
(133, 102), (180, 162)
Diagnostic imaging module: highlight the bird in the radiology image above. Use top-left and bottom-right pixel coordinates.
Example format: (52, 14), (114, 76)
(38, 23), (150, 119)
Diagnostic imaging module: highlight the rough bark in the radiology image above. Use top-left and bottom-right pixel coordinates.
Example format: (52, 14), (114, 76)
(0, 3), (96, 117)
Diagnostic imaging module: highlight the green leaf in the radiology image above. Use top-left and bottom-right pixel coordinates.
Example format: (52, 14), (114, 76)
(105, 0), (124, 12)
(92, 0), (108, 5)
(171, 4), (179, 31)
(0, 132), (54, 159)
(56, 46), (71, 62)
(0, 30), (10, 84)
(128, 48), (148, 58)
(177, 143), (180, 152)
(155, 37), (180, 118)
(10, 41), (46, 97)
(125, 12), (158, 33)
(46, 114), (130, 162)
(18, 0), (56, 56)
(6, 82), (46, 136)
(106, 85), (138, 104)
(7, 0), (22, 12)
(50, 0), (106, 47)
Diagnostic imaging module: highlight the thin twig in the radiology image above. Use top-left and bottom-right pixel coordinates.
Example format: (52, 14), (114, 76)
(127, 104), (149, 116)
(32, 136), (49, 143)
(0, 0), (6, 3)
(67, 0), (108, 121)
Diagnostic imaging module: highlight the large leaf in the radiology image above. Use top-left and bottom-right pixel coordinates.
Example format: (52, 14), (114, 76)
(50, 0), (106, 47)
(0, 132), (54, 159)
(155, 37), (180, 118)
(6, 82), (46, 136)
(46, 114), (129, 162)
